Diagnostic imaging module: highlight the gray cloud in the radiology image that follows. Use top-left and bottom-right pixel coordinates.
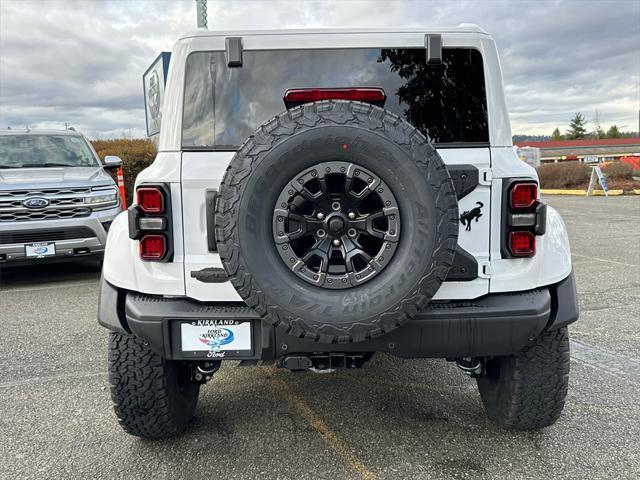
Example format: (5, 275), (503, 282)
(0, 0), (638, 138)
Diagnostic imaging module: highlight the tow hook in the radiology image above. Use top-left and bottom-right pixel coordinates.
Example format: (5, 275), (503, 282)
(192, 361), (221, 384)
(456, 357), (484, 377)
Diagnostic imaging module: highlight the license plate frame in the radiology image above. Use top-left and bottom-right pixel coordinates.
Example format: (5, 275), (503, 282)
(25, 242), (56, 258)
(178, 319), (253, 358)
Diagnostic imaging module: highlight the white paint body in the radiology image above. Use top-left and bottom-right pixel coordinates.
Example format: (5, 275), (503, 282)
(103, 26), (572, 299)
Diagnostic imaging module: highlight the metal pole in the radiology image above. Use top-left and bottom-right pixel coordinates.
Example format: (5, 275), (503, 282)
(196, 0), (207, 29)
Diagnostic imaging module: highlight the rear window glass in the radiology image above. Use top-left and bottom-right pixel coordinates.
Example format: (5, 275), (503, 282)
(182, 48), (488, 149)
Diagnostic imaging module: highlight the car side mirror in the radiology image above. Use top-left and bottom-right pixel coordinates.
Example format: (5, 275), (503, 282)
(103, 155), (123, 169)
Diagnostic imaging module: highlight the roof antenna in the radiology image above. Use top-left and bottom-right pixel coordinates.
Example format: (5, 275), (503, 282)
(195, 0), (207, 29)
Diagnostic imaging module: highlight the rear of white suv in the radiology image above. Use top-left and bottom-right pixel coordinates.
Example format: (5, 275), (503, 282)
(98, 27), (578, 439)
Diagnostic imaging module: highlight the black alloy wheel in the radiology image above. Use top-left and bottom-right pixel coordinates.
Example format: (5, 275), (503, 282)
(273, 161), (400, 289)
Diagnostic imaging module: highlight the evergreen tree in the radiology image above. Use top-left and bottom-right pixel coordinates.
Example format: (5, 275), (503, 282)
(566, 113), (587, 139)
(551, 128), (563, 141)
(606, 125), (621, 138)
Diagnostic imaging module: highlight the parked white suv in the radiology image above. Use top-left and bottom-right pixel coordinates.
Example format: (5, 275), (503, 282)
(0, 129), (122, 266)
(98, 25), (578, 438)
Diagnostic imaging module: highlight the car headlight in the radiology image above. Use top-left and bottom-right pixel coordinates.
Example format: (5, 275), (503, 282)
(85, 189), (118, 205)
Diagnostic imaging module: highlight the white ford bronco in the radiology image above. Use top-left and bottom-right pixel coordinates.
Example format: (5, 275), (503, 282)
(98, 25), (578, 438)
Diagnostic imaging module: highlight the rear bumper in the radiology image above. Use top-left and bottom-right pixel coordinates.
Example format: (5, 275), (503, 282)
(0, 207), (119, 264)
(99, 272), (578, 360)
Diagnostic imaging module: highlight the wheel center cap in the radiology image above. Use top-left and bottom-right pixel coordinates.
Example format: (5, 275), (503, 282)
(327, 216), (346, 235)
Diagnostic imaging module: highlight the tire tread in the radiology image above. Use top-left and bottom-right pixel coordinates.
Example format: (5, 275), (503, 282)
(478, 327), (571, 430)
(215, 100), (458, 343)
(108, 332), (199, 438)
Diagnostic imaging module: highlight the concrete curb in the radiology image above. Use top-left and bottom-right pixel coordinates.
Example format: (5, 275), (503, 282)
(540, 189), (632, 196)
(540, 189), (587, 196)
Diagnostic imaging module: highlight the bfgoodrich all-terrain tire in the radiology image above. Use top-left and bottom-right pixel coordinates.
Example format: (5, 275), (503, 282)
(216, 100), (458, 344)
(477, 327), (571, 430)
(108, 332), (200, 438)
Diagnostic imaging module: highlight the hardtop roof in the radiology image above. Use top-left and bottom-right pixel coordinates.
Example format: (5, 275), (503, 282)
(177, 24), (488, 41)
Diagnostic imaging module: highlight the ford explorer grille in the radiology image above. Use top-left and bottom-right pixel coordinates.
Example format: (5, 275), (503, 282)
(0, 207), (92, 222)
(0, 187), (115, 222)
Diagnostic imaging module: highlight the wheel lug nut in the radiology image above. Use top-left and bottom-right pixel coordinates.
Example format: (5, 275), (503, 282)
(331, 202), (341, 211)
(332, 238), (341, 246)
(317, 212), (325, 220)
(347, 211), (356, 219)
(317, 229), (326, 238)
(348, 228), (357, 237)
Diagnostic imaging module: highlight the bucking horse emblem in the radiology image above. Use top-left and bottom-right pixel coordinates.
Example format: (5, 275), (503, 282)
(460, 201), (484, 231)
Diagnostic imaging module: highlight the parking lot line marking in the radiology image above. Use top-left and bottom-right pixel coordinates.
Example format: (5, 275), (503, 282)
(0, 371), (107, 388)
(571, 253), (637, 267)
(264, 369), (377, 480)
(571, 339), (640, 383)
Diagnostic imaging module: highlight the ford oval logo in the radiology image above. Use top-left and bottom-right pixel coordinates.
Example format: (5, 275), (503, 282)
(22, 197), (50, 209)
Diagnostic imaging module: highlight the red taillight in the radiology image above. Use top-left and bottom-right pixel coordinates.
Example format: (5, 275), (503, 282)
(283, 88), (386, 108)
(139, 234), (166, 260)
(510, 182), (538, 209)
(509, 231), (536, 257)
(130, 184), (172, 262)
(137, 187), (164, 214)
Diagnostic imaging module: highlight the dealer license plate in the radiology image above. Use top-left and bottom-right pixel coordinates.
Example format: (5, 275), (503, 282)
(25, 242), (56, 258)
(180, 320), (252, 354)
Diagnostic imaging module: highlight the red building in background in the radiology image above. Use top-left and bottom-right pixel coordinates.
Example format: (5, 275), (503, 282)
(514, 138), (640, 165)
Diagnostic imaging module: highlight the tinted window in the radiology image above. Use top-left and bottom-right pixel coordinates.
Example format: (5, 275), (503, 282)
(182, 48), (488, 148)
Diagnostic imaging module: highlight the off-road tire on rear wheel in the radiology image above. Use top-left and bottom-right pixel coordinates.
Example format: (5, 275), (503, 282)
(108, 332), (200, 438)
(216, 100), (459, 343)
(477, 327), (570, 430)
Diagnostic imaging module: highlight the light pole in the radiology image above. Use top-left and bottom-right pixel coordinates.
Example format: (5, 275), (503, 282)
(196, 0), (207, 29)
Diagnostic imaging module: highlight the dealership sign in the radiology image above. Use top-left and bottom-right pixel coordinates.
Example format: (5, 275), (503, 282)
(143, 52), (171, 137)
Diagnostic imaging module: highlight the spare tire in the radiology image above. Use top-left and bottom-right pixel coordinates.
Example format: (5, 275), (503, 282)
(216, 100), (458, 343)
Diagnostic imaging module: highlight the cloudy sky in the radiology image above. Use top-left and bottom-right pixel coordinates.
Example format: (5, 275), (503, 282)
(0, 0), (638, 139)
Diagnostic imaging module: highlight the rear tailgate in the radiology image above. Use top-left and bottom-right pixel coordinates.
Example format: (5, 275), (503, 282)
(180, 44), (492, 300)
(181, 151), (239, 302)
(182, 148), (491, 301)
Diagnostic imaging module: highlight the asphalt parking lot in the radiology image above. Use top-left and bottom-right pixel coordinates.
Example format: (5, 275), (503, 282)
(1, 195), (638, 480)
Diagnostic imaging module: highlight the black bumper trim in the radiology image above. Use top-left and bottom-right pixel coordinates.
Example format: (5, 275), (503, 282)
(112, 276), (581, 359)
(547, 270), (579, 330)
(99, 272), (579, 359)
(124, 295), (263, 358)
(97, 277), (129, 334)
(275, 288), (552, 358)
(0, 226), (97, 245)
